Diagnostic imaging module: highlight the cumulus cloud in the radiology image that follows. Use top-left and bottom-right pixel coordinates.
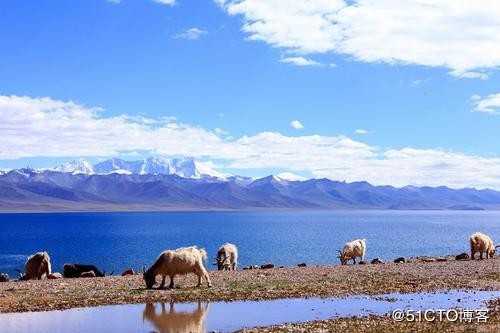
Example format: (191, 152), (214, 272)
(217, 0), (500, 78)
(472, 93), (500, 114)
(173, 28), (208, 40)
(280, 57), (321, 67)
(3, 95), (500, 189)
(355, 129), (369, 135)
(290, 120), (304, 129)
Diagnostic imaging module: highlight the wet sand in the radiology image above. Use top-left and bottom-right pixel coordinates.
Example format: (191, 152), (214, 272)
(1, 257), (499, 314)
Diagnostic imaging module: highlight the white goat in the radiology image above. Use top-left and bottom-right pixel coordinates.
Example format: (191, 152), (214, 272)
(21, 252), (51, 280)
(470, 232), (498, 260)
(143, 246), (211, 289)
(338, 239), (366, 265)
(216, 243), (238, 271)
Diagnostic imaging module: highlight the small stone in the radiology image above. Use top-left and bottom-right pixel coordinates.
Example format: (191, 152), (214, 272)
(297, 263), (307, 267)
(371, 258), (384, 264)
(47, 272), (63, 279)
(121, 269), (134, 276)
(0, 273), (9, 282)
(421, 257), (436, 263)
(80, 271), (96, 278)
(358, 261), (367, 265)
(260, 263), (274, 270)
(394, 257), (406, 263)
(455, 253), (469, 261)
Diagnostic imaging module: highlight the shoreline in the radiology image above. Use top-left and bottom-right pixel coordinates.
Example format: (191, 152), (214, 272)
(1, 258), (499, 314)
(241, 299), (500, 333)
(1, 208), (500, 214)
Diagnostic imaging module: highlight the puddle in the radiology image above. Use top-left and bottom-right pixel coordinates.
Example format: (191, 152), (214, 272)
(0, 290), (498, 333)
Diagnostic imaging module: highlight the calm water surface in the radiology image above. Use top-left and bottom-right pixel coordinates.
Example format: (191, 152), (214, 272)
(0, 290), (498, 333)
(0, 210), (499, 275)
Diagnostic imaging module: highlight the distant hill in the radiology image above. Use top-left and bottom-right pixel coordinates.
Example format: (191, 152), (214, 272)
(1, 163), (500, 211)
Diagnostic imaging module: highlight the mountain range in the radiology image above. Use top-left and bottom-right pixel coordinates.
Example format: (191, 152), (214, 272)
(1, 157), (500, 211)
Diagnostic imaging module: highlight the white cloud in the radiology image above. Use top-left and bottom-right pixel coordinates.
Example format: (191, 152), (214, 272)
(280, 57), (321, 67)
(153, 0), (175, 5)
(450, 70), (489, 80)
(355, 129), (369, 135)
(472, 93), (500, 114)
(290, 120), (304, 129)
(107, 0), (121, 4)
(277, 172), (306, 181)
(173, 28), (207, 40)
(4, 95), (500, 189)
(217, 0), (500, 78)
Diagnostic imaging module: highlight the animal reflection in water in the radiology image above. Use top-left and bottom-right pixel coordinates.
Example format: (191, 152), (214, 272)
(143, 302), (210, 333)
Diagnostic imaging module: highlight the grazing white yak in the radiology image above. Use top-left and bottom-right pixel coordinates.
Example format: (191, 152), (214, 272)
(143, 246), (211, 289)
(338, 239), (366, 265)
(21, 252), (51, 280)
(216, 243), (238, 271)
(470, 232), (498, 260)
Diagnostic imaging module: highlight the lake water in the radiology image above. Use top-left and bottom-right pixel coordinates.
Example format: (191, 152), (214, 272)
(0, 210), (499, 276)
(1, 290), (498, 332)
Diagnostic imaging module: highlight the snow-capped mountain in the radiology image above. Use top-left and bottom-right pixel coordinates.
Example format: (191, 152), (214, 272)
(53, 159), (95, 175)
(2, 166), (500, 211)
(49, 157), (226, 179)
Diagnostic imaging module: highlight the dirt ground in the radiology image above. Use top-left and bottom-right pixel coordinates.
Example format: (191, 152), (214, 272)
(1, 257), (499, 314)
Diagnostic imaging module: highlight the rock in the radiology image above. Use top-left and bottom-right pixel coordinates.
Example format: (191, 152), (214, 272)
(435, 257), (447, 262)
(47, 272), (63, 279)
(358, 261), (367, 265)
(121, 269), (134, 276)
(0, 273), (9, 282)
(243, 265), (259, 270)
(455, 253), (469, 261)
(80, 271), (96, 278)
(394, 257), (406, 263)
(371, 258), (384, 264)
(421, 257), (436, 263)
(260, 263), (274, 270)
(297, 263), (307, 267)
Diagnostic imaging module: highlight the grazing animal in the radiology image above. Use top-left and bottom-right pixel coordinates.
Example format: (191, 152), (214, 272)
(63, 264), (105, 278)
(338, 239), (366, 265)
(216, 243), (238, 271)
(143, 302), (209, 333)
(20, 252), (51, 280)
(143, 246), (211, 289)
(470, 232), (499, 260)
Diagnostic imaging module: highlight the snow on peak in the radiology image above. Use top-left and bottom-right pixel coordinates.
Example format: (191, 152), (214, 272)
(53, 159), (94, 175)
(50, 156), (229, 179)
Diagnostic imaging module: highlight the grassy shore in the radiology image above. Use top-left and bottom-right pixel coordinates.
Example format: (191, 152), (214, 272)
(1, 257), (499, 314)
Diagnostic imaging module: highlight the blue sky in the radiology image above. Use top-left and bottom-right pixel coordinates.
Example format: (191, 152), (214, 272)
(1, 0), (500, 189)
